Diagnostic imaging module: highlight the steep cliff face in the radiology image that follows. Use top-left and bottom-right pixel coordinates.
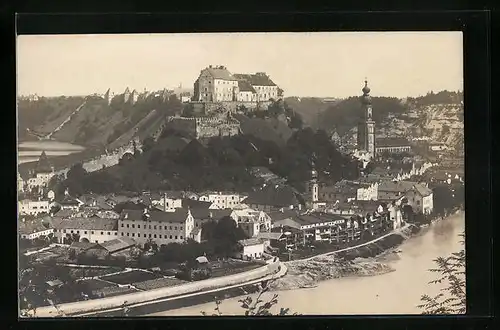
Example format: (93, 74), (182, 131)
(415, 103), (464, 148)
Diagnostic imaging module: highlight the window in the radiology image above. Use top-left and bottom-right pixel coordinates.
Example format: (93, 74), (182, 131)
(132, 233), (135, 237)
(107, 232), (110, 235)
(144, 234), (146, 237)
(101, 232), (104, 235)
(154, 225), (157, 230)
(174, 226), (177, 230)
(84, 231), (87, 234)
(127, 233), (130, 236)
(95, 241), (98, 243)
(138, 225), (141, 229)
(149, 234), (152, 238)
(159, 235), (162, 238)
(115, 232), (117, 235)
(126, 224), (129, 228)
(169, 226), (172, 230)
(121, 223), (124, 227)
(180, 236), (183, 239)
(154, 234), (157, 238)
(132, 224), (135, 228)
(121, 233), (124, 236)
(169, 235), (172, 239)
(149, 225), (152, 229)
(196, 223), (199, 227)
(159, 226), (162, 230)
(175, 236), (178, 239)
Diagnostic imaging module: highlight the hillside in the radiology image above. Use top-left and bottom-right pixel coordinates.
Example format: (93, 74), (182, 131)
(18, 94), (183, 148)
(284, 97), (339, 128)
(18, 96), (86, 141)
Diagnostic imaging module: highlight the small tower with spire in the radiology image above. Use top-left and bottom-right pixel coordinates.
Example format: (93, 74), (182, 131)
(357, 79), (376, 158)
(123, 87), (131, 103)
(130, 89), (139, 105)
(104, 88), (113, 105)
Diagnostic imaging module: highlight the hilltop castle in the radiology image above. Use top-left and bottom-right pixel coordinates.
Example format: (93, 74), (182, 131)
(192, 65), (284, 112)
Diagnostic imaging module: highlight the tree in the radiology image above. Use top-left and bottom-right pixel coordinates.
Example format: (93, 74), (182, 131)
(209, 216), (247, 257)
(200, 280), (297, 316)
(418, 232), (465, 314)
(142, 137), (155, 154)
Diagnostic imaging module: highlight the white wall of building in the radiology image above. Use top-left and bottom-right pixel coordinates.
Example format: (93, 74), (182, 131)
(235, 243), (264, 260)
(20, 228), (54, 240)
(18, 200), (50, 216)
(53, 228), (118, 244)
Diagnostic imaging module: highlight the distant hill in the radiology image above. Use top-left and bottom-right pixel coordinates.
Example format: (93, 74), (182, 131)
(284, 97), (340, 128)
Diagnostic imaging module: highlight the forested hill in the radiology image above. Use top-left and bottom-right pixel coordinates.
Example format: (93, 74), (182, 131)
(54, 128), (361, 196)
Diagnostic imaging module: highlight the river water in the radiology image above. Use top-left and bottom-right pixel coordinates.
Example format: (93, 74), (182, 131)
(17, 141), (85, 164)
(150, 212), (465, 316)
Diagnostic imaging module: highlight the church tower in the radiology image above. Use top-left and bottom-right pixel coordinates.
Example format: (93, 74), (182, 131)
(305, 167), (319, 210)
(357, 79), (376, 158)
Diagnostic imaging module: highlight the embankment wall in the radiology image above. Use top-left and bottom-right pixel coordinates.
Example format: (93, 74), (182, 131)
(34, 260), (281, 317)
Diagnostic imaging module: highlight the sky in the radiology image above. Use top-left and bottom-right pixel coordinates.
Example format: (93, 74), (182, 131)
(17, 32), (463, 98)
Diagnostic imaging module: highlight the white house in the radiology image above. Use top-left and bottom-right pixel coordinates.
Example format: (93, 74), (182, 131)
(234, 238), (265, 260)
(198, 192), (245, 209)
(356, 182), (378, 201)
(405, 184), (434, 215)
(387, 202), (404, 230)
(18, 199), (51, 216)
(26, 151), (55, 191)
(19, 219), (54, 240)
(17, 172), (25, 193)
(151, 194), (184, 211)
(52, 217), (118, 244)
(118, 208), (197, 246)
(231, 208), (272, 238)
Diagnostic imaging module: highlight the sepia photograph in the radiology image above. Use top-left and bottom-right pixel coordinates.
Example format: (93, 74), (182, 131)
(17, 32), (464, 317)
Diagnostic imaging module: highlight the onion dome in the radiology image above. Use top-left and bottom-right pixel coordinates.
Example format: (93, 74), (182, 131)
(362, 80), (371, 95)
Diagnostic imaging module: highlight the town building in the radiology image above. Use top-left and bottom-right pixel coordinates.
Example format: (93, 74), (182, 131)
(375, 137), (412, 154)
(231, 208), (272, 238)
(118, 208), (197, 246)
(357, 80), (376, 158)
(100, 237), (137, 255)
(18, 199), (51, 216)
(255, 232), (285, 250)
(377, 180), (419, 201)
(52, 217), (118, 244)
(244, 184), (304, 212)
(19, 218), (54, 240)
(198, 191), (246, 209)
(56, 193), (83, 211)
(26, 151), (55, 191)
(193, 65), (281, 104)
(404, 184), (434, 215)
(234, 238), (265, 260)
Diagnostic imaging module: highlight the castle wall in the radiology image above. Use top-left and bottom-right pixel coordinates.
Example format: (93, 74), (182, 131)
(195, 101), (272, 113)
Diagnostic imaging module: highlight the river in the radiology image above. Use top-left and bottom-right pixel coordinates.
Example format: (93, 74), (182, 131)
(149, 212), (465, 316)
(17, 141), (85, 164)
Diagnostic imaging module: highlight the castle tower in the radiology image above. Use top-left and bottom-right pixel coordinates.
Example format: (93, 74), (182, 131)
(357, 79), (376, 158)
(104, 88), (113, 105)
(123, 87), (131, 103)
(130, 89), (139, 104)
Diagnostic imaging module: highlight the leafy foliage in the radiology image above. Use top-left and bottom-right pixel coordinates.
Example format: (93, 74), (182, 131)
(200, 280), (298, 316)
(418, 232), (466, 314)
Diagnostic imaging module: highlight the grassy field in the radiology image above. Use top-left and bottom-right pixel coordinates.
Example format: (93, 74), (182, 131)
(100, 270), (162, 285)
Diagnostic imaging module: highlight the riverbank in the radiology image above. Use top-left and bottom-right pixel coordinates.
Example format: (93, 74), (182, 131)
(148, 211), (464, 316)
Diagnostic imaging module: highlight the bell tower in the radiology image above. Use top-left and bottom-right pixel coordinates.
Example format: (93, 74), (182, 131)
(357, 79), (376, 158)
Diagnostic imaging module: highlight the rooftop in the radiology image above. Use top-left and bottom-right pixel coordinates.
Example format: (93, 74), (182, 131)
(238, 238), (264, 247)
(233, 73), (277, 87)
(245, 185), (302, 208)
(203, 66), (237, 81)
(378, 180), (418, 193)
(121, 208), (190, 224)
(19, 220), (52, 235)
(376, 137), (411, 148)
(52, 217), (118, 231)
(238, 80), (256, 93)
(100, 237), (136, 253)
(34, 151), (53, 174)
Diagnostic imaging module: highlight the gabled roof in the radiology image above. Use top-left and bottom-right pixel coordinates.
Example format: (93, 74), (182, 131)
(233, 73), (277, 86)
(203, 67), (237, 81)
(121, 208), (190, 224)
(412, 183), (433, 197)
(378, 180), (418, 193)
(53, 217), (118, 231)
(190, 208), (233, 220)
(237, 80), (256, 93)
(256, 232), (284, 240)
(54, 209), (77, 218)
(70, 241), (101, 251)
(100, 237), (136, 253)
(19, 220), (51, 235)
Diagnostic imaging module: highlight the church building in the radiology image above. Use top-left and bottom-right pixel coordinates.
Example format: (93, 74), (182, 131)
(357, 79), (376, 158)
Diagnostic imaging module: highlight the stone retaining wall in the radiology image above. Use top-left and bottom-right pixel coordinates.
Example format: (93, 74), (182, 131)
(34, 260), (281, 317)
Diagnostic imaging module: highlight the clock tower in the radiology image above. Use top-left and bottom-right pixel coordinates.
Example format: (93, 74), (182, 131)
(357, 79), (376, 158)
